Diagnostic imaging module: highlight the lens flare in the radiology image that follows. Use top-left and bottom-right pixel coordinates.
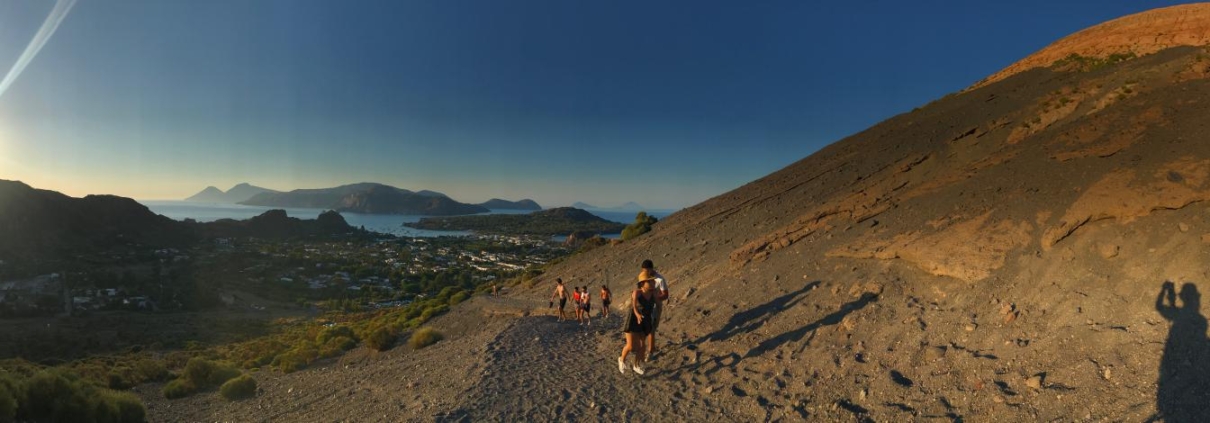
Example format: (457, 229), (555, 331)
(0, 0), (77, 101)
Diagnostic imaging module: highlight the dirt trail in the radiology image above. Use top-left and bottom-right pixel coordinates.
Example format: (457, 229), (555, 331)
(437, 298), (736, 422)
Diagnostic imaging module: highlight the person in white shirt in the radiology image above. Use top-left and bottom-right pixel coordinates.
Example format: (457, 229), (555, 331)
(641, 259), (669, 357)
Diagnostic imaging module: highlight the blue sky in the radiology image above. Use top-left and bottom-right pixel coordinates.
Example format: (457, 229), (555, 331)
(0, 0), (1193, 209)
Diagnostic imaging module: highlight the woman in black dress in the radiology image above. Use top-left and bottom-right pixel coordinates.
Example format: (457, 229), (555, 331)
(618, 275), (656, 375)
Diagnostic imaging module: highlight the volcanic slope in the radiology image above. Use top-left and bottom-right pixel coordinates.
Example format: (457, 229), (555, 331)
(144, 8), (1210, 423)
(500, 40), (1210, 423)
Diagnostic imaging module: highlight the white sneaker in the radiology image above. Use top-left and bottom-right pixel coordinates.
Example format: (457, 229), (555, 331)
(617, 357), (626, 374)
(632, 364), (645, 375)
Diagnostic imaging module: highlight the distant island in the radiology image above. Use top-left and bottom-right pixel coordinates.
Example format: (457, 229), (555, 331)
(404, 207), (625, 236)
(571, 201), (645, 211)
(239, 183), (489, 216)
(478, 198), (542, 211)
(185, 183), (280, 203)
(185, 182), (542, 216)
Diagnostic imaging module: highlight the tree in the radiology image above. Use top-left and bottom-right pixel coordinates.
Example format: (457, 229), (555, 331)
(621, 212), (658, 241)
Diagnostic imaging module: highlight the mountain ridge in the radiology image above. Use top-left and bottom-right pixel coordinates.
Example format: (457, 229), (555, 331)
(478, 198), (542, 210)
(570, 201), (645, 211)
(184, 183), (280, 203)
(240, 183), (488, 216)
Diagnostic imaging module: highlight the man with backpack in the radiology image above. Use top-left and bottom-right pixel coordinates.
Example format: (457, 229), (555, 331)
(641, 259), (669, 358)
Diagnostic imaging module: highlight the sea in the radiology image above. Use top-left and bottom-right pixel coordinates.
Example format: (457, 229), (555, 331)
(139, 201), (675, 238)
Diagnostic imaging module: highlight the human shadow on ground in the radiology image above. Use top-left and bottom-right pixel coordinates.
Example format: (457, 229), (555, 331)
(1153, 281), (1210, 423)
(702, 281), (821, 344)
(743, 291), (878, 359)
(662, 281), (819, 376)
(673, 289), (878, 377)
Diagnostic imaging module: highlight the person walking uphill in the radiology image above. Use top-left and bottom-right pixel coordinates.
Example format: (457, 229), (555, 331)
(580, 287), (592, 326)
(641, 259), (669, 358)
(551, 278), (569, 321)
(618, 278), (657, 375)
(600, 285), (612, 318)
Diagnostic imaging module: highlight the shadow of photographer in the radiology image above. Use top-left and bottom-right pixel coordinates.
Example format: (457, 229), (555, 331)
(1154, 281), (1210, 422)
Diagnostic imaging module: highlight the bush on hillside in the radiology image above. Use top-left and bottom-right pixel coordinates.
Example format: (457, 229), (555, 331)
(435, 287), (461, 303)
(319, 336), (357, 358)
(206, 363), (241, 387)
(18, 369), (145, 423)
(448, 291), (470, 306)
(102, 390), (146, 423)
(182, 358), (215, 387)
(621, 212), (658, 241)
(272, 345), (319, 373)
(421, 304), (449, 323)
(106, 371), (133, 391)
(164, 358), (241, 399)
(0, 374), (18, 423)
(316, 325), (357, 345)
(132, 359), (169, 383)
(364, 326), (397, 351)
(22, 370), (91, 422)
(161, 378), (196, 399)
(219, 375), (257, 401)
(409, 327), (444, 350)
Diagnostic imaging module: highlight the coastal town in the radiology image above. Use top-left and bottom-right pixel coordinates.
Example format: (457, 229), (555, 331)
(0, 232), (572, 318)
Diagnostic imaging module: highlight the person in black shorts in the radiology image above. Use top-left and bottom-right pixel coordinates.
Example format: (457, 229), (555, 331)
(550, 278), (568, 321)
(581, 286), (591, 326)
(600, 285), (612, 318)
(618, 277), (656, 375)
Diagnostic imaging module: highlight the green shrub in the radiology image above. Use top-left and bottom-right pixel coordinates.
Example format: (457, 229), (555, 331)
(409, 327), (444, 350)
(448, 291), (470, 306)
(22, 370), (92, 422)
(106, 371), (132, 390)
(316, 325), (356, 345)
(319, 336), (357, 358)
(273, 355), (306, 374)
(132, 359), (168, 383)
(435, 287), (460, 302)
(182, 358), (215, 387)
(162, 378), (196, 399)
(206, 363), (240, 387)
(272, 346), (318, 373)
(364, 326), (397, 351)
(95, 390), (145, 423)
(219, 375), (257, 401)
(0, 375), (17, 423)
(181, 358), (239, 388)
(418, 305), (448, 324)
(3, 369), (147, 422)
(621, 212), (658, 241)
(109, 391), (146, 423)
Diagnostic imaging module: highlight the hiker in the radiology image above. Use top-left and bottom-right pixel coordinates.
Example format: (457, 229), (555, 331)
(551, 278), (568, 321)
(491, 282), (498, 298)
(572, 287), (582, 322)
(641, 260), (670, 357)
(600, 285), (612, 318)
(581, 286), (592, 326)
(618, 278), (656, 375)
